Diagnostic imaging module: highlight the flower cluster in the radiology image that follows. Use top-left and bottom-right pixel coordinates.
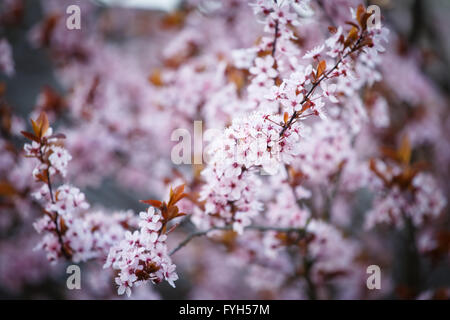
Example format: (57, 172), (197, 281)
(194, 2), (389, 235)
(104, 206), (178, 296)
(195, 109), (304, 234)
(306, 220), (358, 284)
(22, 113), (134, 263)
(291, 120), (352, 184)
(366, 154), (446, 229)
(104, 185), (188, 295)
(21, 112), (183, 295)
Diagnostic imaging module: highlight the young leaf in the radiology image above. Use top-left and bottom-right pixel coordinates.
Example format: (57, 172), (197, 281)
(316, 60), (327, 79)
(166, 205), (179, 221)
(360, 11), (373, 30)
(344, 26), (359, 48)
(399, 135), (411, 165)
(149, 69), (164, 87)
(356, 4), (366, 27)
(172, 184), (185, 197)
(328, 26), (337, 34)
(283, 112), (289, 124)
(300, 100), (312, 112)
(35, 172), (49, 184)
(59, 216), (68, 235)
(30, 118), (40, 137)
(21, 131), (40, 143)
(345, 21), (360, 30)
(0, 181), (16, 196)
(168, 184), (186, 207)
(37, 112), (49, 138)
(140, 199), (162, 208)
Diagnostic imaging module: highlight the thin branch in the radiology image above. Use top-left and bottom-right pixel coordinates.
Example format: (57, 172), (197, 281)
(169, 228), (219, 256)
(272, 20), (279, 57)
(279, 34), (365, 137)
(303, 256), (317, 300)
(39, 144), (54, 203)
(169, 224), (307, 256)
(271, 0), (279, 57)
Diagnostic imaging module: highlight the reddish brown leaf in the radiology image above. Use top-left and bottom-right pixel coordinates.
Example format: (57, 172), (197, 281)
(345, 21), (360, 30)
(380, 146), (399, 162)
(360, 11), (373, 30)
(316, 60), (327, 79)
(175, 212), (187, 219)
(172, 184), (185, 197)
(172, 192), (187, 206)
(398, 135), (411, 165)
(168, 184), (186, 207)
(35, 173), (48, 184)
(37, 112), (49, 138)
(0, 181), (16, 196)
(356, 4), (366, 27)
(161, 10), (186, 29)
(30, 118), (40, 137)
(21, 131), (40, 143)
(148, 69), (164, 87)
(300, 100), (312, 113)
(59, 216), (68, 235)
(328, 26), (337, 34)
(344, 26), (359, 48)
(140, 199), (162, 208)
(166, 205), (179, 221)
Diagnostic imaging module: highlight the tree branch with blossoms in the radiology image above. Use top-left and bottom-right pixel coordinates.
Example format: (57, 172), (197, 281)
(12, 0), (448, 300)
(21, 113), (182, 295)
(278, 21), (370, 137)
(22, 112), (73, 259)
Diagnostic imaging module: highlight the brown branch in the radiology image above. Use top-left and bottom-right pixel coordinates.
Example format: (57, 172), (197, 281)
(271, 0), (279, 57)
(169, 224), (307, 256)
(303, 256), (317, 300)
(38, 141), (71, 260)
(272, 19), (279, 57)
(279, 34), (365, 138)
(38, 143), (54, 203)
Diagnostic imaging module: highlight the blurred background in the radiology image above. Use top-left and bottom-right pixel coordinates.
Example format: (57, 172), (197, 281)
(0, 0), (449, 299)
